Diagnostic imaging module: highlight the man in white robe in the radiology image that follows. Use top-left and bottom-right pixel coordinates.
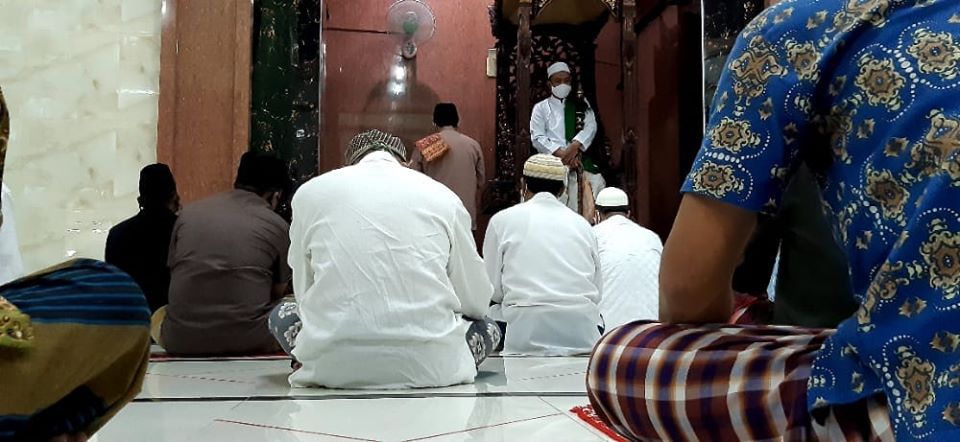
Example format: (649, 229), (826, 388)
(592, 187), (662, 330)
(269, 129), (500, 389)
(530, 61), (605, 213)
(0, 183), (23, 285)
(483, 154), (603, 356)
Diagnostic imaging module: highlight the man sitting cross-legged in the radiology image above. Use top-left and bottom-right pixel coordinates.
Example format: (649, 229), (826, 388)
(269, 129), (500, 389)
(587, 1), (960, 440)
(483, 154), (603, 356)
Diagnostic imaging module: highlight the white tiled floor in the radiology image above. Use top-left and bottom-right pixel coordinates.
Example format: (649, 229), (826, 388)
(90, 355), (610, 441)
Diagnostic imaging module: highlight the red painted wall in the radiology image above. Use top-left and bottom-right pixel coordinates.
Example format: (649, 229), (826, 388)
(321, 0), (498, 179)
(322, 1), (624, 241)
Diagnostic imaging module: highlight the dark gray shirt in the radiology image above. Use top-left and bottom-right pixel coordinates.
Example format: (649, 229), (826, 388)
(163, 189), (290, 355)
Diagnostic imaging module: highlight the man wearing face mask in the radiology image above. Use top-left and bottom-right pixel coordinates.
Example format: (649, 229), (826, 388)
(530, 61), (605, 213)
(156, 152), (292, 356)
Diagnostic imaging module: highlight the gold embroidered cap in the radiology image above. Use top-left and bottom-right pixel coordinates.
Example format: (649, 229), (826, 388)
(523, 154), (568, 183)
(344, 129), (408, 166)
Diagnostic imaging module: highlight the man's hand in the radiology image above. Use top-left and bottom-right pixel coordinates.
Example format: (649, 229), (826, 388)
(554, 145), (580, 167)
(564, 142), (583, 165)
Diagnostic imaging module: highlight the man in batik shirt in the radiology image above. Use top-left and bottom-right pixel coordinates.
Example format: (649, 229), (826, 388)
(587, 0), (960, 440)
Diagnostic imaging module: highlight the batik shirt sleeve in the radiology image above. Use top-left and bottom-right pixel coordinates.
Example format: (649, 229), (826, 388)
(682, 3), (823, 213)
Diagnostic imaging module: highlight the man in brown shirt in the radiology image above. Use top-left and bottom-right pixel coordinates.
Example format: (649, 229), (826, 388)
(157, 152), (291, 356)
(409, 103), (485, 229)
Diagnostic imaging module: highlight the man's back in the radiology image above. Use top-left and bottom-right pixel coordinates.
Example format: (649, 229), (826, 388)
(593, 215), (661, 329)
(485, 192), (602, 355)
(105, 208), (177, 312)
(288, 151), (491, 388)
(164, 189), (290, 355)
(412, 128), (484, 228)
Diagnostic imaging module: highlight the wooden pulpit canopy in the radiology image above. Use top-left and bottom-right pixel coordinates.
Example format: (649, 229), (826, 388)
(499, 0), (617, 25)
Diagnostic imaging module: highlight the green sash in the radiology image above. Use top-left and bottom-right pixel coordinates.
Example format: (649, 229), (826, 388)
(563, 99), (599, 174)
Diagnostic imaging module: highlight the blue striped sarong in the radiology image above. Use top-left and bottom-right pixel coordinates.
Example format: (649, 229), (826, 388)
(0, 259), (150, 441)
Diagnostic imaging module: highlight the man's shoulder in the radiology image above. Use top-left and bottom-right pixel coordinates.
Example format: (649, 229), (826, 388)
(741, 0), (839, 34)
(532, 98), (552, 110)
(489, 203), (527, 224)
(107, 214), (140, 241)
(446, 130), (481, 147)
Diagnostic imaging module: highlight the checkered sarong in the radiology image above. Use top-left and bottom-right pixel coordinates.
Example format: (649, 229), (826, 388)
(586, 322), (893, 441)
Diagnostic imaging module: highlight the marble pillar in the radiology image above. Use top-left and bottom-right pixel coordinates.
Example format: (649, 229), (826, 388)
(0, 0), (161, 272)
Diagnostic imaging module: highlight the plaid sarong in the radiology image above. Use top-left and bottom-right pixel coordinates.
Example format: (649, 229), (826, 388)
(0, 259), (151, 440)
(586, 322), (893, 441)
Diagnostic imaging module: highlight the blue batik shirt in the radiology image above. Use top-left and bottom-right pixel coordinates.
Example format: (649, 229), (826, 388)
(683, 0), (960, 438)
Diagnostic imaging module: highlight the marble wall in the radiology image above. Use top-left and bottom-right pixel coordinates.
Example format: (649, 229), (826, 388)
(0, 0), (161, 272)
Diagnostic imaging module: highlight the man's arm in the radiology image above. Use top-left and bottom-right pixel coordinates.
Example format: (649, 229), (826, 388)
(572, 102), (597, 151)
(660, 194), (757, 324)
(408, 147), (425, 171)
(482, 219), (504, 305)
(287, 191), (313, 300)
(166, 219), (182, 270)
(104, 229), (119, 265)
(530, 102), (566, 155)
(474, 143), (485, 190)
(447, 204), (492, 320)
(589, 232), (602, 305)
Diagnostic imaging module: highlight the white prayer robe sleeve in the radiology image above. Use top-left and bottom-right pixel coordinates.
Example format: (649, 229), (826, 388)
(482, 219), (503, 306)
(447, 204), (492, 320)
(590, 232), (603, 306)
(0, 184), (23, 285)
(573, 102), (598, 151)
(530, 101), (565, 155)
(288, 192), (315, 299)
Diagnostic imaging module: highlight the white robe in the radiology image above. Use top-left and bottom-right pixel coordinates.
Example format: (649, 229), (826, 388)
(593, 215), (662, 330)
(0, 183), (24, 285)
(287, 151), (492, 389)
(483, 192), (603, 356)
(530, 96), (605, 210)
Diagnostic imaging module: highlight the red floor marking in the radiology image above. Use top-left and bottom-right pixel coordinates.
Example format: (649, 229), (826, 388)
(214, 419), (380, 441)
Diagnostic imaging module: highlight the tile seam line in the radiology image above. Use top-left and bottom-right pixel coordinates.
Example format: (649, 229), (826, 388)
(399, 412), (564, 442)
(133, 391), (589, 403)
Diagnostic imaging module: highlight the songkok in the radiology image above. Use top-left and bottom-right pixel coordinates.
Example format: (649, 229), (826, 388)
(139, 164), (177, 202)
(596, 187), (630, 208)
(433, 103), (459, 127)
(547, 62), (571, 79)
(235, 152), (290, 193)
(345, 129), (408, 166)
(523, 154), (568, 183)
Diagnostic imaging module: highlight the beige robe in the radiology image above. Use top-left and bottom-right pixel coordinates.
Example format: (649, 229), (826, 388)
(410, 127), (485, 229)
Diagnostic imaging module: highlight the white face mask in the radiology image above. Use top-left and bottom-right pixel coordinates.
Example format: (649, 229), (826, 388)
(552, 84), (572, 99)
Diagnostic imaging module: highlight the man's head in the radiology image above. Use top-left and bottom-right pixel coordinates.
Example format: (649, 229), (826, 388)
(521, 154), (567, 199)
(344, 129), (408, 166)
(433, 103), (459, 128)
(235, 151), (290, 210)
(594, 187), (630, 223)
(138, 164), (180, 214)
(547, 62), (573, 100)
